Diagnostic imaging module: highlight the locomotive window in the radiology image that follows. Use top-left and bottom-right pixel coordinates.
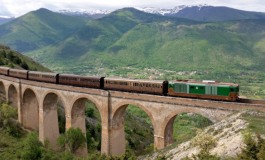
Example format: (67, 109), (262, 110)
(230, 88), (234, 92)
(191, 86), (195, 89)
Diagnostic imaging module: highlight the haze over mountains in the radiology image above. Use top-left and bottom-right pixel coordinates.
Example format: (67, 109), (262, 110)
(0, 5), (264, 83)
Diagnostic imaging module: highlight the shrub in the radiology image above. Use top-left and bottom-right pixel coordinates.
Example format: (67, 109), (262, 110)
(57, 127), (86, 153)
(21, 132), (43, 160)
(190, 134), (220, 160)
(0, 103), (22, 137)
(237, 131), (265, 160)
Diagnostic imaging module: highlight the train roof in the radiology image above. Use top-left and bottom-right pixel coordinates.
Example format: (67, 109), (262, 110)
(9, 68), (28, 73)
(29, 71), (57, 76)
(0, 66), (10, 69)
(170, 80), (239, 87)
(59, 73), (103, 79)
(104, 77), (165, 83)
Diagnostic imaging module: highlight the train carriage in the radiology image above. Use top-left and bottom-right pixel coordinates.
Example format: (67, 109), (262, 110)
(58, 74), (104, 89)
(9, 68), (28, 79)
(28, 71), (58, 83)
(168, 80), (239, 101)
(0, 67), (10, 76)
(104, 77), (168, 95)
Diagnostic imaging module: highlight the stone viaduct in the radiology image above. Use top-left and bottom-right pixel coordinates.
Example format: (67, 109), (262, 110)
(0, 75), (265, 155)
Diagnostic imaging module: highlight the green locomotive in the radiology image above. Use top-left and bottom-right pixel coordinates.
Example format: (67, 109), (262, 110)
(168, 80), (239, 101)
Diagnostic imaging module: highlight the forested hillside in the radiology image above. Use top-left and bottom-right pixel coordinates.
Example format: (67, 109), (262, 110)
(0, 44), (49, 71)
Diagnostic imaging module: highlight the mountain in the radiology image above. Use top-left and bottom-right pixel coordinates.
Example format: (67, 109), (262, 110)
(0, 8), (88, 52)
(0, 44), (49, 71)
(136, 5), (265, 22)
(57, 5), (265, 22)
(57, 9), (112, 19)
(25, 8), (265, 81)
(0, 17), (14, 25)
(26, 8), (199, 73)
(169, 5), (265, 22)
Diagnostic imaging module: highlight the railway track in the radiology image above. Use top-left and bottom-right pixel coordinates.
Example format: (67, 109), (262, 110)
(238, 98), (265, 105)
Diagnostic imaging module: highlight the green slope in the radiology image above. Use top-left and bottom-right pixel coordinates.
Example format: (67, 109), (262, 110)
(0, 8), (88, 52)
(27, 14), (265, 75)
(26, 8), (198, 73)
(0, 44), (49, 71)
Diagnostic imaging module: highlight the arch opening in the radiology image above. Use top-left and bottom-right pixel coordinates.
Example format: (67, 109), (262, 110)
(0, 81), (6, 102)
(71, 98), (102, 155)
(164, 112), (213, 147)
(42, 92), (66, 149)
(111, 104), (154, 156)
(8, 84), (18, 108)
(22, 89), (39, 131)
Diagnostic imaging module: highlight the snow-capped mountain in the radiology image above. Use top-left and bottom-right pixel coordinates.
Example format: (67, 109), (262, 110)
(56, 4), (265, 22)
(135, 4), (209, 15)
(136, 4), (265, 22)
(56, 5), (210, 18)
(57, 9), (113, 19)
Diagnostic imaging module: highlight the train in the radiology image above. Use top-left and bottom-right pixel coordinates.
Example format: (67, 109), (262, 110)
(0, 67), (239, 101)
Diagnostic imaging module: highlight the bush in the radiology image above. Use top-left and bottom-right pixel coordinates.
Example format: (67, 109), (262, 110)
(237, 131), (265, 160)
(0, 103), (22, 137)
(188, 134), (220, 160)
(57, 127), (86, 153)
(20, 132), (43, 160)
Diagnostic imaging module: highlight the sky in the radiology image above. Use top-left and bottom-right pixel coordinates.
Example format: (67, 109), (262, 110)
(0, 0), (265, 17)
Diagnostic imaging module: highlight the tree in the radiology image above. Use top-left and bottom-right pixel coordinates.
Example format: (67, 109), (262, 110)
(21, 132), (43, 160)
(256, 133), (265, 160)
(191, 134), (220, 160)
(57, 127), (86, 153)
(20, 61), (29, 70)
(0, 103), (22, 137)
(237, 131), (258, 160)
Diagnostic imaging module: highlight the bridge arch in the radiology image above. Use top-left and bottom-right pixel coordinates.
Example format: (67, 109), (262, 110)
(110, 101), (155, 155)
(162, 108), (213, 147)
(69, 96), (102, 155)
(0, 81), (6, 102)
(111, 101), (155, 125)
(41, 91), (67, 149)
(7, 84), (18, 108)
(22, 88), (39, 131)
(70, 95), (102, 121)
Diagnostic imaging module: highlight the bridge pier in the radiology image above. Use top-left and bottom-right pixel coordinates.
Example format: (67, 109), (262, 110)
(22, 89), (39, 131)
(40, 93), (60, 149)
(109, 122), (126, 155)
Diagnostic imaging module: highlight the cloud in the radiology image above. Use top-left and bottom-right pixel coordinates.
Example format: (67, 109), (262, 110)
(0, 0), (13, 16)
